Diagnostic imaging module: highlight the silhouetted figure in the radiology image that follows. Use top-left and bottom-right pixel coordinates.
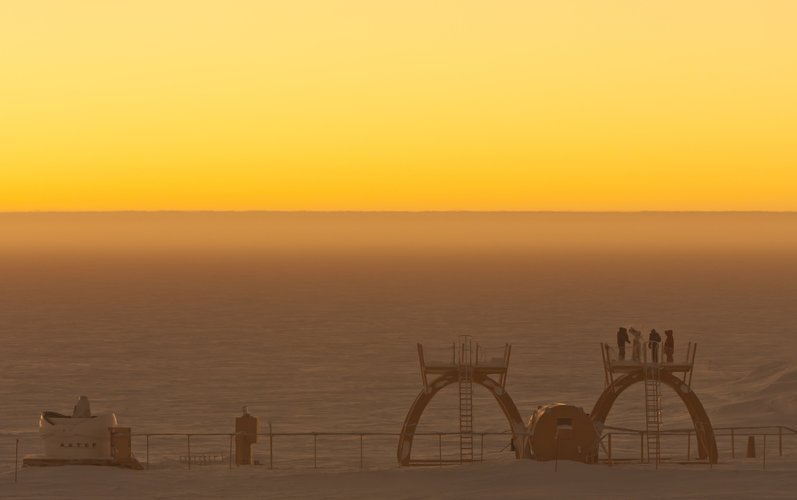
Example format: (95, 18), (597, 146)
(664, 330), (674, 363)
(616, 327), (630, 361)
(630, 328), (642, 362)
(648, 329), (662, 363)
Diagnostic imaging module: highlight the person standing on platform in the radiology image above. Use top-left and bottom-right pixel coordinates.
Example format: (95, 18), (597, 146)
(630, 328), (643, 362)
(664, 330), (675, 363)
(617, 327), (630, 361)
(648, 329), (662, 363)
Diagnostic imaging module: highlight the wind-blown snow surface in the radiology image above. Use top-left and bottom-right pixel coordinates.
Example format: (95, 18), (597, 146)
(1, 213), (796, 498)
(3, 459), (797, 499)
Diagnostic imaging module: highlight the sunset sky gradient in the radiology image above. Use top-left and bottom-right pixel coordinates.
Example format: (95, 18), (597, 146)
(2, 1), (795, 211)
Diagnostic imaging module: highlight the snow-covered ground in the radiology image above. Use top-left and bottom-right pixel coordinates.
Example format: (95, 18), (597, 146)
(1, 213), (796, 498)
(3, 458), (797, 499)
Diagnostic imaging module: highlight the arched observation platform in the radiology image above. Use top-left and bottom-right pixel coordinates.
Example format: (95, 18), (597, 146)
(591, 342), (718, 464)
(398, 337), (531, 466)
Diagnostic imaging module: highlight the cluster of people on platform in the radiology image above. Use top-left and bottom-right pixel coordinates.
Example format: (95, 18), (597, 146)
(616, 327), (674, 363)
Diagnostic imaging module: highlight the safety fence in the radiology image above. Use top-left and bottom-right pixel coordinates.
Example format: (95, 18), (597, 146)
(6, 425), (796, 482)
(134, 431), (519, 471)
(599, 425), (797, 469)
(3, 430), (519, 481)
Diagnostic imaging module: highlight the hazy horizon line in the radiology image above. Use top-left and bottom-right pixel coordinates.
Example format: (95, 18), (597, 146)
(1, 210), (797, 215)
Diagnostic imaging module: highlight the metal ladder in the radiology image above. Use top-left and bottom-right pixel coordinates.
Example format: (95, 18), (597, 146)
(644, 365), (662, 466)
(457, 335), (474, 463)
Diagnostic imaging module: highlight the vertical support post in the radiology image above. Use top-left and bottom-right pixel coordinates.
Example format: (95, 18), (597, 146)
(268, 422), (274, 470)
(763, 434), (767, 471)
(359, 434), (364, 470)
(731, 428), (735, 459)
(417, 344), (429, 393)
(146, 435), (150, 470)
(438, 433), (443, 466)
(687, 431), (691, 461)
(608, 434), (613, 467)
(480, 433), (484, 463)
(15, 438), (19, 483)
(501, 344), (512, 389)
(187, 435), (191, 470)
(640, 432), (644, 463)
(229, 434), (233, 470)
(313, 433), (317, 469)
(601, 343), (610, 389)
(779, 427), (783, 457)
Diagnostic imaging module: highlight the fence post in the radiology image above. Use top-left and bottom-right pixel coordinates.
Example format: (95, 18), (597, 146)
(640, 432), (644, 463)
(731, 428), (735, 459)
(687, 431), (691, 461)
(313, 433), (317, 469)
(359, 434), (364, 470)
(763, 434), (767, 471)
(480, 433), (484, 463)
(438, 433), (443, 467)
(187, 435), (191, 470)
(146, 435), (150, 470)
(779, 427), (783, 457)
(269, 422), (273, 470)
(15, 438), (19, 483)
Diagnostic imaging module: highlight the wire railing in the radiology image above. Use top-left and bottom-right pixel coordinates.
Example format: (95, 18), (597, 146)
(598, 425), (797, 470)
(6, 425), (796, 482)
(3, 430), (519, 481)
(135, 431), (518, 471)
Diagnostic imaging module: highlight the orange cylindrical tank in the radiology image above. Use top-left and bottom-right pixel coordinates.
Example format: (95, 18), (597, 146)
(527, 404), (598, 463)
(235, 408), (259, 465)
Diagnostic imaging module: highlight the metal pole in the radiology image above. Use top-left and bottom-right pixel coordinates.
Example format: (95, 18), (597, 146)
(313, 433), (317, 469)
(731, 428), (735, 459)
(359, 434), (364, 470)
(187, 435), (191, 470)
(640, 432), (644, 463)
(763, 434), (767, 471)
(687, 431), (691, 461)
(608, 434), (613, 467)
(438, 433), (443, 467)
(15, 438), (19, 483)
(269, 424), (274, 470)
(480, 433), (484, 463)
(779, 427), (783, 457)
(146, 435), (150, 470)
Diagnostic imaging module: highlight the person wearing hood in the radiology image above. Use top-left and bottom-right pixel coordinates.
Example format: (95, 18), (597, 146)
(648, 329), (662, 363)
(629, 328), (643, 362)
(616, 327), (630, 361)
(664, 330), (675, 363)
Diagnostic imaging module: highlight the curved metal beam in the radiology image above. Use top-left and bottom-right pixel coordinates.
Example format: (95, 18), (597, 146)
(590, 369), (718, 463)
(397, 371), (530, 465)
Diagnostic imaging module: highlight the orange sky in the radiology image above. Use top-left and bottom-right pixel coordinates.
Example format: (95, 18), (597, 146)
(1, 1), (795, 211)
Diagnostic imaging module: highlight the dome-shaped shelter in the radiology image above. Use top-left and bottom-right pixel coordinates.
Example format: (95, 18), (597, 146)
(527, 404), (599, 462)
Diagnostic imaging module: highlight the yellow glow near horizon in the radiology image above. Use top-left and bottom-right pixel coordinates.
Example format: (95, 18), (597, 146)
(1, 1), (796, 211)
